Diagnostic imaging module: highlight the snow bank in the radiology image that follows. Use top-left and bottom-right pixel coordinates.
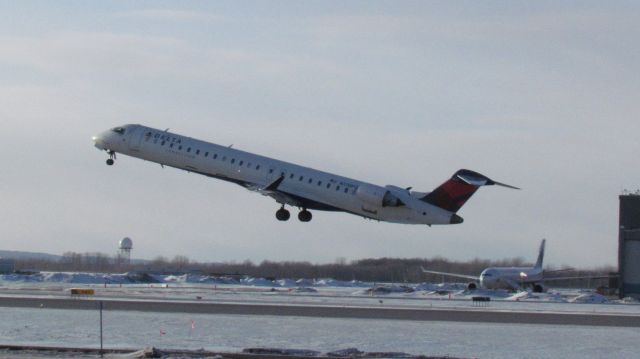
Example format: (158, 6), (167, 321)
(414, 282), (467, 292)
(0, 272), (137, 284)
(314, 279), (371, 287)
(0, 271), (624, 307)
(570, 293), (608, 304)
(618, 296), (640, 304)
(241, 277), (275, 286)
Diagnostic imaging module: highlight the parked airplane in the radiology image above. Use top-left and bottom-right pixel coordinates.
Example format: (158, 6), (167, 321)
(92, 124), (518, 224)
(421, 239), (597, 292)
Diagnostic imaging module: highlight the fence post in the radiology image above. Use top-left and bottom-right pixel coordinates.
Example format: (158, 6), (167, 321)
(99, 300), (103, 357)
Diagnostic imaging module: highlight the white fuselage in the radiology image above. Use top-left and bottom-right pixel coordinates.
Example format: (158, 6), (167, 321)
(93, 124), (456, 225)
(479, 266), (544, 290)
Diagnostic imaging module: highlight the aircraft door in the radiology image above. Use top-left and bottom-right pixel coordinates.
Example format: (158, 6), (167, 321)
(128, 127), (146, 152)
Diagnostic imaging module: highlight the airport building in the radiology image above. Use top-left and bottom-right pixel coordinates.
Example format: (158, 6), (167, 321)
(619, 193), (640, 299)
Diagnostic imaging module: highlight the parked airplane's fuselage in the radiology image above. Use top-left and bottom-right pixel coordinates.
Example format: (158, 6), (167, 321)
(93, 124), (505, 224)
(479, 267), (544, 290)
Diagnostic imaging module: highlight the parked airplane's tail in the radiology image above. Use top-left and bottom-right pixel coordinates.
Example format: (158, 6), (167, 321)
(535, 239), (546, 269)
(421, 169), (519, 213)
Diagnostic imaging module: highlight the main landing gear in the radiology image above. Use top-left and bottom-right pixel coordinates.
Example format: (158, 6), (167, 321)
(298, 209), (312, 222)
(275, 206), (312, 222)
(105, 151), (116, 166)
(276, 206), (290, 221)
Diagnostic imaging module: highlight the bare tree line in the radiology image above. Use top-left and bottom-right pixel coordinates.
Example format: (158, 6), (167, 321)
(12, 252), (615, 287)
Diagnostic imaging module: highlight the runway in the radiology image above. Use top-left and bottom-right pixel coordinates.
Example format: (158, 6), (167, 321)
(0, 296), (638, 328)
(1, 286), (639, 359)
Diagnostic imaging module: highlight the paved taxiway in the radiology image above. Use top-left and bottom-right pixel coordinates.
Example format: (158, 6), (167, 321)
(0, 295), (638, 328)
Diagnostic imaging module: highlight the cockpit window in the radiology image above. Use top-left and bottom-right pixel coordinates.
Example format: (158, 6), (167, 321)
(111, 127), (126, 135)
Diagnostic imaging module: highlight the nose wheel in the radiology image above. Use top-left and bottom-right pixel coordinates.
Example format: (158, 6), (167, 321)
(275, 206), (290, 221)
(105, 151), (116, 166)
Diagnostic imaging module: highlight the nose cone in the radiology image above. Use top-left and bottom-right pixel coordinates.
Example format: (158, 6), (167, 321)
(92, 134), (106, 150)
(479, 274), (490, 288)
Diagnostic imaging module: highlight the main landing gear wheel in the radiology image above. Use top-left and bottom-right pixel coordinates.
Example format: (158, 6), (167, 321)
(276, 206), (290, 221)
(298, 209), (312, 222)
(106, 151), (116, 166)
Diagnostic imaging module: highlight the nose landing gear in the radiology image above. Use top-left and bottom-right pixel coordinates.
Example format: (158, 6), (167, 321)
(106, 151), (116, 166)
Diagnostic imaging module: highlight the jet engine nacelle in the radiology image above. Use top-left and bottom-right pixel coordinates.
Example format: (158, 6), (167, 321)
(356, 184), (402, 207)
(467, 282), (478, 290)
(532, 283), (547, 293)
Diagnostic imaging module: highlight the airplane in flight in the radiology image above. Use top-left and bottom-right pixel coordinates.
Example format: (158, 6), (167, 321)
(92, 124), (518, 224)
(421, 239), (604, 292)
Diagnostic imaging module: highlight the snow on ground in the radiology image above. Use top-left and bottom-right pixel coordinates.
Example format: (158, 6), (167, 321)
(0, 271), (636, 307)
(0, 272), (375, 287)
(570, 293), (609, 304)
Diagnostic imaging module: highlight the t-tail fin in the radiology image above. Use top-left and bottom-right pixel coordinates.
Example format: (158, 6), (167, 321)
(421, 169), (519, 213)
(535, 239), (546, 269)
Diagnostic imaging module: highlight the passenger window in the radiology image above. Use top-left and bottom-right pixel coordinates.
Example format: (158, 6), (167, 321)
(187, 148), (191, 153)
(299, 176), (304, 181)
(204, 152), (209, 157)
(196, 149), (200, 155)
(326, 183), (331, 189)
(231, 159), (235, 164)
(336, 186), (340, 191)
(178, 146), (183, 150)
(308, 178), (313, 184)
(317, 181), (322, 186)
(161, 141), (165, 146)
(213, 154), (218, 159)
(269, 169), (274, 174)
(247, 162), (251, 168)
(344, 188), (348, 193)
(290, 174), (295, 179)
(170, 143), (174, 148)
(222, 156), (226, 161)
(256, 165), (261, 170)
(239, 160), (244, 166)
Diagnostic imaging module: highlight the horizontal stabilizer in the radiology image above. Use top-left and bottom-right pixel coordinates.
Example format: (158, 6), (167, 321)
(543, 267), (576, 274)
(455, 170), (520, 190)
(542, 274), (613, 282)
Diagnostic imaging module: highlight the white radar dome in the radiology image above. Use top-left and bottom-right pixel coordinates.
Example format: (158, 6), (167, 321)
(119, 237), (133, 250)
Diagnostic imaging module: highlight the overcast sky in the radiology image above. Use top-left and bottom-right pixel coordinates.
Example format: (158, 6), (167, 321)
(1, 1), (638, 268)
